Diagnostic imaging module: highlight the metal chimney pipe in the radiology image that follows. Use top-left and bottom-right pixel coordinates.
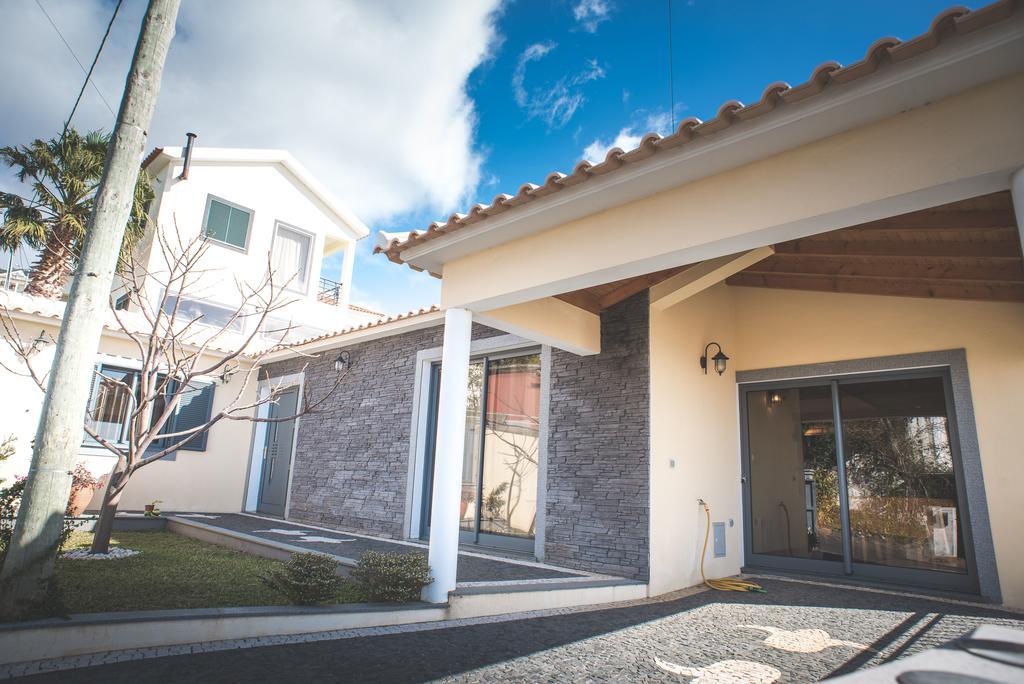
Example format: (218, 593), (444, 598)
(178, 132), (197, 180)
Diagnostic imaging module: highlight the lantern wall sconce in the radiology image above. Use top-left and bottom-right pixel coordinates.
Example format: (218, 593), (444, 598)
(700, 342), (729, 376)
(767, 390), (784, 406)
(218, 363), (239, 385)
(334, 351), (351, 374)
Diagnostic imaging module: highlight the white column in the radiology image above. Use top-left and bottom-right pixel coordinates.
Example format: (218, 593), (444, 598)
(1012, 167), (1024, 252)
(423, 307), (473, 603)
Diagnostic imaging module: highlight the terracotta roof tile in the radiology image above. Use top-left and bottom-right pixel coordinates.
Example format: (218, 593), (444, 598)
(275, 305), (442, 350)
(376, 0), (1018, 272)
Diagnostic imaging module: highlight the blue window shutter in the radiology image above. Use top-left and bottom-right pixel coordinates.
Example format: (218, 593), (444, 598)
(175, 381), (215, 452)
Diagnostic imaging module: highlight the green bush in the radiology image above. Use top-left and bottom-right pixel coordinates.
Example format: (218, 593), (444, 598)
(259, 552), (342, 605)
(350, 551), (432, 603)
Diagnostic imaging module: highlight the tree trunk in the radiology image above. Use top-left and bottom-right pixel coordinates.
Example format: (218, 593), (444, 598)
(89, 467), (125, 554)
(0, 0), (180, 620)
(24, 230), (73, 299)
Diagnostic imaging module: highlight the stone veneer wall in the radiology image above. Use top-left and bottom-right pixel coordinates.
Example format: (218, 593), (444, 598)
(261, 322), (502, 538)
(263, 297), (652, 581)
(544, 292), (651, 580)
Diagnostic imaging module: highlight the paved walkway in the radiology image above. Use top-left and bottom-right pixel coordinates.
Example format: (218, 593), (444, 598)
(12, 578), (1022, 682)
(172, 513), (590, 583)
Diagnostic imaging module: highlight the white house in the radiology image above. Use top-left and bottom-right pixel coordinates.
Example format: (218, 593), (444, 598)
(0, 143), (383, 512)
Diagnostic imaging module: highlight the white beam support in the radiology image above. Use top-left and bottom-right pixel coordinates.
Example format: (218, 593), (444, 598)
(650, 246), (774, 311)
(475, 297), (601, 356)
(423, 307), (473, 603)
(1012, 167), (1024, 254)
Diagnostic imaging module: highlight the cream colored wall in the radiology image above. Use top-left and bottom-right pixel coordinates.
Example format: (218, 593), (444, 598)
(441, 74), (1024, 310)
(649, 284), (741, 595)
(0, 317), (257, 513)
(649, 282), (1024, 607)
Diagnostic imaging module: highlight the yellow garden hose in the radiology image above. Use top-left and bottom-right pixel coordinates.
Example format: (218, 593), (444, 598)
(698, 499), (765, 593)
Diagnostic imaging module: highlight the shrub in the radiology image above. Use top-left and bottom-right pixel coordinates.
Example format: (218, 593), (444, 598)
(350, 551), (432, 603)
(0, 478), (81, 559)
(259, 552), (342, 605)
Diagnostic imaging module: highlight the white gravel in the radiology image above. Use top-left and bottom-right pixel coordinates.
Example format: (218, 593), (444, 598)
(61, 547), (140, 560)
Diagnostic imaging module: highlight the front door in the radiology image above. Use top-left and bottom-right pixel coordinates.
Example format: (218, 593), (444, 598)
(258, 387), (299, 517)
(741, 369), (979, 594)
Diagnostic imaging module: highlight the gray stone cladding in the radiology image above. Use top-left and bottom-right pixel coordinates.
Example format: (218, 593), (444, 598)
(261, 323), (503, 538)
(264, 294), (652, 580)
(544, 292), (651, 580)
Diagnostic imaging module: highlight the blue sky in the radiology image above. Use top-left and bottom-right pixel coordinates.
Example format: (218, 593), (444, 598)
(358, 0), (983, 313)
(1, 0), (985, 315)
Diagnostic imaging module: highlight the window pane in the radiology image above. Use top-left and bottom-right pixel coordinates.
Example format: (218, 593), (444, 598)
(86, 368), (136, 444)
(272, 226), (311, 289)
(204, 199), (231, 243)
(839, 377), (966, 574)
(747, 385), (844, 561)
(226, 206), (250, 248)
(479, 354), (541, 539)
(460, 362), (485, 532)
(164, 294), (243, 332)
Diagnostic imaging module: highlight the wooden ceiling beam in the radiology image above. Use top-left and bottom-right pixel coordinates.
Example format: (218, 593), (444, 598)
(726, 272), (1024, 302)
(747, 254), (1024, 282)
(773, 238), (1021, 259)
(846, 209), (1016, 231)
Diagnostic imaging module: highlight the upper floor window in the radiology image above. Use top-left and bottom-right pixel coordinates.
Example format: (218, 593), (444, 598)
(203, 195), (252, 251)
(271, 223), (313, 292)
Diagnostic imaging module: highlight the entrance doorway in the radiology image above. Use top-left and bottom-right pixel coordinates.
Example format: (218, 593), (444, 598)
(257, 386), (299, 517)
(421, 351), (542, 552)
(740, 370), (978, 593)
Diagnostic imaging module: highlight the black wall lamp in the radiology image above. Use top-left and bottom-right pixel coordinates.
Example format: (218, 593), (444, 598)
(700, 342), (729, 376)
(334, 350), (351, 373)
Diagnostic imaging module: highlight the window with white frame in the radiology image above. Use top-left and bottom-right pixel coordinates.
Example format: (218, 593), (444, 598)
(163, 293), (245, 332)
(203, 196), (252, 250)
(271, 223), (313, 292)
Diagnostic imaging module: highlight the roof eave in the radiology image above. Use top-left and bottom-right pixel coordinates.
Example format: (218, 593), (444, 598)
(389, 2), (1024, 275)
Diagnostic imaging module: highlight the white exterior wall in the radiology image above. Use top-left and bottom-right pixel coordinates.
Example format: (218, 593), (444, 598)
(139, 154), (366, 339)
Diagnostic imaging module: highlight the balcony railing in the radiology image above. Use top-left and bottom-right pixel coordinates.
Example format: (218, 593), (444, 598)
(317, 277), (343, 306)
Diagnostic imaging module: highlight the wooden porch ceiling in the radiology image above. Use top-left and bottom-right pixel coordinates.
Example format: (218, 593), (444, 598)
(555, 191), (1023, 314)
(727, 191), (1023, 302)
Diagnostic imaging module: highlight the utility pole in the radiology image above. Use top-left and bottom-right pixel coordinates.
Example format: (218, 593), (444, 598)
(0, 0), (181, 618)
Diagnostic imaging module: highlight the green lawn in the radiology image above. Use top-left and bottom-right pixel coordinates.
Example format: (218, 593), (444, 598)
(55, 530), (360, 615)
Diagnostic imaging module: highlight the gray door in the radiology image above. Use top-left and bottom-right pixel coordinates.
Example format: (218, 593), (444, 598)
(258, 387), (299, 517)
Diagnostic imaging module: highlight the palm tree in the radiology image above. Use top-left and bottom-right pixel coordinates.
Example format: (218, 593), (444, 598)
(0, 129), (152, 299)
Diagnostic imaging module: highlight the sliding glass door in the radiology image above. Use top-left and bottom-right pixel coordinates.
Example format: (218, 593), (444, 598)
(421, 351), (542, 552)
(741, 370), (978, 593)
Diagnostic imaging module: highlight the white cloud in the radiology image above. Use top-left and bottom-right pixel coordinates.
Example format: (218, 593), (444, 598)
(573, 0), (613, 33)
(0, 0), (504, 225)
(512, 43), (604, 129)
(581, 111), (674, 164)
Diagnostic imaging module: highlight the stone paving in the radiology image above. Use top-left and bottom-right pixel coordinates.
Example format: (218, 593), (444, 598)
(9, 577), (1022, 682)
(175, 513), (590, 582)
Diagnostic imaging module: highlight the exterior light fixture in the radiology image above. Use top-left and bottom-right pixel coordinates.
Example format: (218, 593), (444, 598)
(700, 342), (729, 376)
(767, 390), (784, 406)
(28, 330), (52, 356)
(334, 350), (351, 374)
(218, 363), (238, 385)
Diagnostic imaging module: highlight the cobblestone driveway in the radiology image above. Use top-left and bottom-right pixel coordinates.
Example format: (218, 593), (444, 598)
(15, 578), (1023, 683)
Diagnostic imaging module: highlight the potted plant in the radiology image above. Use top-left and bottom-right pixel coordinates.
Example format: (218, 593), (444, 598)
(67, 464), (102, 517)
(143, 500), (162, 517)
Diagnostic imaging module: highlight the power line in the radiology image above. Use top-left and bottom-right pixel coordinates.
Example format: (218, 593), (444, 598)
(667, 0), (676, 130)
(34, 0), (118, 119)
